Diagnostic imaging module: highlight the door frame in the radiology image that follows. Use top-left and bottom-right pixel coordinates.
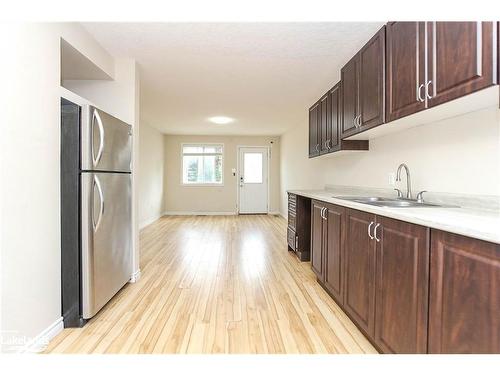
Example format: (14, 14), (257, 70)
(236, 145), (270, 215)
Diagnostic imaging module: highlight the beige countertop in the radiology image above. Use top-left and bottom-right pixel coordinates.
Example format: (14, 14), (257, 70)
(288, 189), (500, 244)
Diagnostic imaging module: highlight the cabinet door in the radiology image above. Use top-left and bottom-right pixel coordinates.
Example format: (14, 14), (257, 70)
(323, 203), (344, 304)
(427, 22), (496, 107)
(343, 209), (376, 337)
(319, 94), (330, 154)
(308, 103), (320, 157)
(358, 26), (385, 131)
(374, 217), (430, 353)
(386, 22), (427, 122)
(429, 230), (500, 353)
(329, 83), (341, 151)
(341, 55), (359, 138)
(311, 201), (324, 280)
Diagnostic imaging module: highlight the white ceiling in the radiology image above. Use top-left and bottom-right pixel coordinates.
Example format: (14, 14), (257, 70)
(82, 22), (384, 135)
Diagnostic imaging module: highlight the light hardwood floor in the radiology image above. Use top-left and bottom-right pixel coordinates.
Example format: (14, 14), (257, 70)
(45, 215), (377, 354)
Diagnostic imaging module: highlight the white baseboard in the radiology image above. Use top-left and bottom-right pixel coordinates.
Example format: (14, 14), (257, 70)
(163, 211), (237, 216)
(14, 317), (63, 353)
(162, 211), (285, 217)
(129, 268), (141, 283)
(139, 213), (164, 229)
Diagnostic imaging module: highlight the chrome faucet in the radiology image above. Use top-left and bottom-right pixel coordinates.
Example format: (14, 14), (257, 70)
(396, 163), (412, 199)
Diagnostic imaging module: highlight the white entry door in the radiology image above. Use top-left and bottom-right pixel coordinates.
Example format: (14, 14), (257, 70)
(238, 147), (268, 214)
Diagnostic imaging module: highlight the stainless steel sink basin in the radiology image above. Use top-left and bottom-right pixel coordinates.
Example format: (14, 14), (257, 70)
(332, 196), (457, 208)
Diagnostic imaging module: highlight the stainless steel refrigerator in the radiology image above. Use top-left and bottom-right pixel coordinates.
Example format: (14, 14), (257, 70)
(61, 100), (132, 326)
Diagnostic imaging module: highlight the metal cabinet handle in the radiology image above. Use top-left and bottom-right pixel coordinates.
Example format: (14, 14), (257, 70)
(320, 207), (327, 220)
(374, 223), (381, 242)
(92, 175), (105, 231)
(92, 109), (105, 167)
(368, 221), (374, 239)
(357, 115), (362, 127)
(417, 83), (425, 102)
(425, 80), (433, 100)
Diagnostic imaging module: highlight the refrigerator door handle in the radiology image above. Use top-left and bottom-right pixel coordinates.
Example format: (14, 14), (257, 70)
(92, 109), (105, 167)
(93, 175), (105, 231)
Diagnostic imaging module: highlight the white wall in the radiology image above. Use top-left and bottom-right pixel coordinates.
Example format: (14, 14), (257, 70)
(164, 135), (281, 214)
(0, 23), (138, 352)
(280, 107), (500, 216)
(139, 124), (165, 228)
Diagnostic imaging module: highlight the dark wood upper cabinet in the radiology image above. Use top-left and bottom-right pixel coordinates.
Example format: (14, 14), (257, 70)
(386, 22), (427, 122)
(323, 203), (344, 303)
(427, 22), (497, 107)
(329, 83), (341, 150)
(319, 93), (330, 155)
(429, 230), (500, 354)
(343, 208), (376, 338)
(374, 217), (430, 354)
(358, 27), (386, 130)
(326, 82), (369, 154)
(341, 55), (359, 137)
(309, 22), (498, 152)
(310, 200), (324, 280)
(308, 102), (320, 158)
(341, 27), (385, 139)
(386, 22), (497, 119)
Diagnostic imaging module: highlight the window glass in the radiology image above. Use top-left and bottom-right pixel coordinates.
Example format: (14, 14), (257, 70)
(182, 144), (223, 184)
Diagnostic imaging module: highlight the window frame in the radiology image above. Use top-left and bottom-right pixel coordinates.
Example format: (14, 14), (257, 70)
(180, 142), (224, 186)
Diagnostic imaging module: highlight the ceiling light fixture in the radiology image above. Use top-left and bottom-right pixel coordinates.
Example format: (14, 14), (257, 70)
(208, 116), (234, 125)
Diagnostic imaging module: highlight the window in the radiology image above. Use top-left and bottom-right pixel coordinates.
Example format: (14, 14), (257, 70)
(182, 144), (223, 185)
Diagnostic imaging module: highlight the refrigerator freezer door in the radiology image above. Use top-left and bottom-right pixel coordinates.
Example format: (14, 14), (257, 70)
(81, 106), (132, 172)
(81, 172), (132, 319)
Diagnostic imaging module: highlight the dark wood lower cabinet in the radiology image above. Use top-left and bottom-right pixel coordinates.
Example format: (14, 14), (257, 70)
(310, 201), (324, 280)
(374, 217), (429, 353)
(310, 201), (345, 303)
(429, 230), (500, 354)
(300, 194), (500, 353)
(323, 204), (344, 303)
(343, 209), (376, 338)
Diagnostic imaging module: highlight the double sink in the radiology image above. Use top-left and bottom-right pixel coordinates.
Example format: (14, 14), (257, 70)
(332, 164), (459, 209)
(333, 196), (457, 208)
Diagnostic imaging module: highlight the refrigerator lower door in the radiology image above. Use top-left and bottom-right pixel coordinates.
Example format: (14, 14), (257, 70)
(81, 106), (132, 173)
(81, 172), (132, 319)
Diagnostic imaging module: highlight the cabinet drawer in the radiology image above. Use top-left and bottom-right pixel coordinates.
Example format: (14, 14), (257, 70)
(287, 227), (297, 251)
(288, 212), (296, 230)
